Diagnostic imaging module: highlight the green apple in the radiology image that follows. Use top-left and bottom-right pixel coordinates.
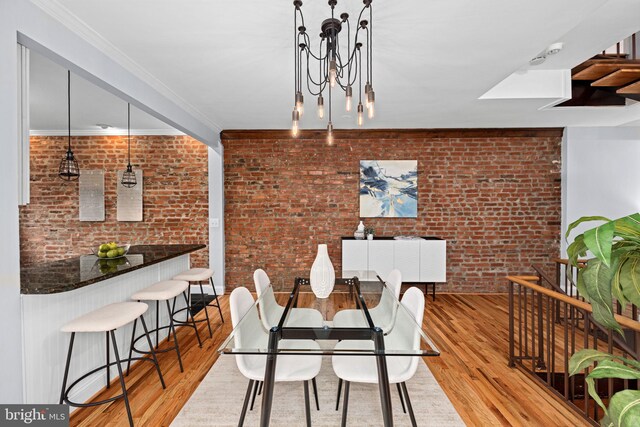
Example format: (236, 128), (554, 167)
(107, 249), (119, 258)
(99, 244), (110, 252)
(98, 251), (108, 258)
(117, 247), (125, 256)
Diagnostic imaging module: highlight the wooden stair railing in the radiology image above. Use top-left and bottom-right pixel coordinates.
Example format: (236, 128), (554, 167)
(507, 275), (640, 426)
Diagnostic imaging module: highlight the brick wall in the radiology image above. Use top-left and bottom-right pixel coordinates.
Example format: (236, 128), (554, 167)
(19, 135), (209, 266)
(222, 129), (562, 292)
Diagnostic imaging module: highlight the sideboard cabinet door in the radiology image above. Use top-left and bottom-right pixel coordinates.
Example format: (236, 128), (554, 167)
(393, 240), (421, 282)
(367, 240), (395, 281)
(342, 240), (368, 274)
(420, 240), (447, 282)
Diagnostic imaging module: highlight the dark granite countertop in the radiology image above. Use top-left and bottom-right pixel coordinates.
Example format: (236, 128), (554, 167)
(341, 236), (443, 240)
(20, 244), (206, 295)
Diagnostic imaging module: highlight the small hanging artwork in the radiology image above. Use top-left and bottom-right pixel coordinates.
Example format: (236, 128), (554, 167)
(117, 169), (143, 222)
(359, 160), (417, 218)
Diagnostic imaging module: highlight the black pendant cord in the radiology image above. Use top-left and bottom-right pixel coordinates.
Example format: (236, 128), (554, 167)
(67, 70), (71, 154)
(127, 103), (131, 168)
(358, 48), (362, 104)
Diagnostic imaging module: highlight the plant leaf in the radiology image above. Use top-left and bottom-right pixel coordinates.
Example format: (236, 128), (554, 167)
(587, 360), (640, 380)
(584, 221), (616, 267)
(619, 257), (640, 308)
(566, 215), (611, 242)
(567, 234), (588, 268)
(569, 349), (640, 376)
(612, 259), (628, 308)
(601, 414), (614, 427)
(586, 376), (608, 415)
(582, 259), (622, 334)
(614, 213), (640, 237)
(608, 389), (640, 427)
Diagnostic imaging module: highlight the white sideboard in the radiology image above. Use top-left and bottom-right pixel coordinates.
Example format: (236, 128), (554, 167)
(342, 237), (446, 285)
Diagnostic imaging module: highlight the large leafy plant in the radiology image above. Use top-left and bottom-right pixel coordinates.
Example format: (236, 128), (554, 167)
(566, 213), (640, 427)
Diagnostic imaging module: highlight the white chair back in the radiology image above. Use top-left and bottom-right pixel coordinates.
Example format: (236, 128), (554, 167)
(369, 269), (402, 331)
(386, 269), (402, 299)
(253, 269), (284, 330)
(386, 286), (425, 379)
(229, 287), (268, 379)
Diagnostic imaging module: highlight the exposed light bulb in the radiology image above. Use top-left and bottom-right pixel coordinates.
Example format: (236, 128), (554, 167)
(327, 121), (334, 145)
(329, 59), (337, 88)
(295, 91), (304, 117)
(364, 83), (372, 108)
(367, 90), (375, 119)
(357, 102), (364, 126)
(345, 86), (352, 112)
(292, 109), (300, 137)
(317, 95), (324, 119)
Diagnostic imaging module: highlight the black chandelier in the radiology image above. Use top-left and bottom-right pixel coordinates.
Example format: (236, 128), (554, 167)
(291, 0), (374, 144)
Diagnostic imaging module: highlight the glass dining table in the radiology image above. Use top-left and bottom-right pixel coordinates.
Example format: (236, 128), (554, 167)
(218, 270), (440, 427)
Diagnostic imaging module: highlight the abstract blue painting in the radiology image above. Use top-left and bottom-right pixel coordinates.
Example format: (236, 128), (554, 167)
(359, 160), (418, 218)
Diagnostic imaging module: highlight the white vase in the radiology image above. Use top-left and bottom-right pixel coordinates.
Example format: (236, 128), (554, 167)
(310, 244), (335, 298)
(354, 220), (365, 240)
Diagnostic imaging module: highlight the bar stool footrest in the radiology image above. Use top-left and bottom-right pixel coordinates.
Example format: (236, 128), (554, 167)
(131, 325), (179, 355)
(62, 356), (158, 408)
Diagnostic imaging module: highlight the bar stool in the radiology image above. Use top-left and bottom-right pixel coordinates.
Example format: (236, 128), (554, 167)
(59, 302), (165, 427)
(172, 268), (224, 338)
(126, 280), (195, 375)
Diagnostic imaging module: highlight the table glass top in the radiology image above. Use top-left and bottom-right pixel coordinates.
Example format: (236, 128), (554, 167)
(218, 271), (440, 356)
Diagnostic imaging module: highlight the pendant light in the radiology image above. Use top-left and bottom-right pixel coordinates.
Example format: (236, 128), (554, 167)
(120, 103), (137, 188)
(58, 70), (79, 180)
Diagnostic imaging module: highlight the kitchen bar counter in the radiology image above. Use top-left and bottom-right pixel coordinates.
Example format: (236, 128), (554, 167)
(20, 244), (205, 294)
(21, 243), (207, 406)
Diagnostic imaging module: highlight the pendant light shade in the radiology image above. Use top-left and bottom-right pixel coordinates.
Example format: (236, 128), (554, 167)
(121, 103), (137, 188)
(59, 70), (79, 181)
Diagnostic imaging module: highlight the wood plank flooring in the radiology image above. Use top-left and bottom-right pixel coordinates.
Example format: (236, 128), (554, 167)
(69, 293), (589, 427)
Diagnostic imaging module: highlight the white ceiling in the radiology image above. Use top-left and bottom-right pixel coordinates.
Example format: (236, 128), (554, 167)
(33, 0), (640, 130)
(30, 49), (176, 133)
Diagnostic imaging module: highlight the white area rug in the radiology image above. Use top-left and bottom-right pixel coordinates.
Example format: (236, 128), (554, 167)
(172, 354), (464, 426)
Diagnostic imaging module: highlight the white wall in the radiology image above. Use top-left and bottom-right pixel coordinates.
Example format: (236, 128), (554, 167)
(562, 127), (640, 254)
(208, 146), (225, 293)
(0, 0), (223, 402)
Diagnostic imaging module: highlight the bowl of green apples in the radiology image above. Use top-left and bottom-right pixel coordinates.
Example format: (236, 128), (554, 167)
(92, 242), (130, 259)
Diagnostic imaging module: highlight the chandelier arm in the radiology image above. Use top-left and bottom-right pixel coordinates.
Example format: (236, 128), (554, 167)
(294, 5), (298, 100)
(358, 48), (362, 103)
(304, 50), (327, 91)
(369, 4), (373, 85)
(303, 33), (329, 61)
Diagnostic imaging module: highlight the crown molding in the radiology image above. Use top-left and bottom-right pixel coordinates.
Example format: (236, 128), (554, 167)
(30, 129), (185, 137)
(28, 0), (221, 133)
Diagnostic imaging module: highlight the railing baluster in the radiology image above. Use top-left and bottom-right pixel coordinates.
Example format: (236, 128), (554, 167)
(584, 314), (590, 416)
(570, 304), (576, 401)
(532, 285), (536, 372)
(524, 287), (529, 359)
(519, 285), (523, 361)
(551, 297), (556, 390)
(608, 331), (614, 403)
(546, 294), (552, 385)
(509, 281), (515, 367)
(564, 302), (569, 400)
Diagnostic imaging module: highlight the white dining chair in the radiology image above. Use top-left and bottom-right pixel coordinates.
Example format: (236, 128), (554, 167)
(230, 287), (323, 427)
(331, 286), (425, 427)
(332, 269), (402, 330)
(253, 269), (325, 329)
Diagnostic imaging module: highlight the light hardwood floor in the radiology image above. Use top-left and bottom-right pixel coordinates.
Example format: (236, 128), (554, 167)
(69, 293), (589, 427)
